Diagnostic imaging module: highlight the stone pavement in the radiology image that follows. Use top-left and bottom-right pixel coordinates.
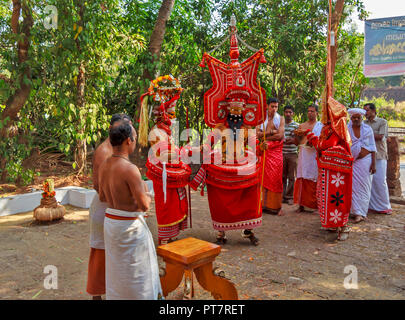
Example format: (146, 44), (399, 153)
(0, 191), (404, 300)
(152, 191), (405, 300)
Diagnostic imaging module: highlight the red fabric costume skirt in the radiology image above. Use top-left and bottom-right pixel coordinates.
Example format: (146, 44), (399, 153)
(205, 150), (262, 231)
(317, 146), (353, 228)
(146, 159), (191, 242)
(153, 183), (188, 241)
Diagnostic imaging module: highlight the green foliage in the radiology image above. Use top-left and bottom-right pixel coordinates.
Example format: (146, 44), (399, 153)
(368, 75), (405, 88)
(333, 30), (368, 107)
(0, 0), (369, 183)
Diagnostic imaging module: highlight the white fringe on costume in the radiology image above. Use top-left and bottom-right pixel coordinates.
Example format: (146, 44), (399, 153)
(104, 208), (162, 300)
(89, 193), (108, 249)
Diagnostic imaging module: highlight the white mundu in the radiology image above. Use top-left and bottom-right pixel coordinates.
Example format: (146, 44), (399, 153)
(369, 159), (392, 213)
(348, 122), (377, 217)
(104, 208), (162, 300)
(296, 121), (323, 182)
(89, 194), (108, 249)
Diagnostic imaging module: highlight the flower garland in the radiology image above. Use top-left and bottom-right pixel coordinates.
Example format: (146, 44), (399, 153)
(148, 75), (183, 103)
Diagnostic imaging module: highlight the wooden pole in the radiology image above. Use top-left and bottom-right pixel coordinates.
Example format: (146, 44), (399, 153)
(258, 80), (266, 215)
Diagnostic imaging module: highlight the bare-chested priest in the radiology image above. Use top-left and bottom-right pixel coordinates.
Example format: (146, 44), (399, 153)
(86, 113), (132, 300)
(98, 121), (162, 300)
(293, 104), (323, 213)
(258, 97), (285, 215)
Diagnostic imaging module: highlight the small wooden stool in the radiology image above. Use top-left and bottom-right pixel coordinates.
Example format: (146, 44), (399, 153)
(157, 237), (238, 300)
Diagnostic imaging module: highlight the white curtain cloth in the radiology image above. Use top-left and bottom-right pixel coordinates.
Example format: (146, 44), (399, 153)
(296, 121), (323, 181)
(369, 159), (392, 212)
(104, 208), (162, 300)
(89, 193), (108, 249)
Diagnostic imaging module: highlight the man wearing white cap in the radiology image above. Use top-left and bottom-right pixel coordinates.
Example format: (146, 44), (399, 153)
(347, 108), (377, 223)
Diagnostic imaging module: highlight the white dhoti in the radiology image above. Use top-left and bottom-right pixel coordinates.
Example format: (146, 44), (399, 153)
(296, 145), (319, 182)
(89, 194), (108, 249)
(351, 154), (372, 217)
(104, 208), (162, 300)
(369, 159), (392, 213)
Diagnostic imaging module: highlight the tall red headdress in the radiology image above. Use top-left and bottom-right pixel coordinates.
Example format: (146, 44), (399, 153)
(199, 15), (267, 128)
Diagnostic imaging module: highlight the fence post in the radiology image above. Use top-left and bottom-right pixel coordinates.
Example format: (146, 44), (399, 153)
(387, 136), (402, 197)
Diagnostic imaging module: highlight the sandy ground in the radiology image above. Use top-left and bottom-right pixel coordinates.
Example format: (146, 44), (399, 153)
(0, 192), (404, 300)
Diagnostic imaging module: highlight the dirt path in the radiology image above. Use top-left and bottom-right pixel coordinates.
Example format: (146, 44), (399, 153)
(0, 192), (404, 300)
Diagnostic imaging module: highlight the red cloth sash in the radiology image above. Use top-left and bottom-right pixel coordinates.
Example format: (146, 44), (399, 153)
(263, 140), (284, 193)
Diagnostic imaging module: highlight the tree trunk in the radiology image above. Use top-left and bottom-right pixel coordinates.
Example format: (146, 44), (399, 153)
(0, 0), (33, 182)
(329, 0), (345, 79)
(74, 62), (87, 175)
(136, 0), (176, 163)
(74, 1), (87, 175)
(143, 0), (176, 80)
(322, 0), (344, 117)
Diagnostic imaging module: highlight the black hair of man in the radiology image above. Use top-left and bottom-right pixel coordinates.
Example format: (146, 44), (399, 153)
(267, 97), (279, 104)
(109, 121), (134, 146)
(309, 104), (319, 113)
(110, 113), (132, 126)
(284, 105), (294, 112)
(364, 103), (376, 111)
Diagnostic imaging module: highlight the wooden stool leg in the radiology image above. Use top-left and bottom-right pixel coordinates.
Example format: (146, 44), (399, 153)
(183, 269), (194, 300)
(194, 262), (238, 300)
(160, 261), (184, 298)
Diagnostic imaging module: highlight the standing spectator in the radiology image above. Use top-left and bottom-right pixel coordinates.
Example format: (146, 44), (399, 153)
(258, 97), (285, 215)
(364, 103), (392, 215)
(99, 122), (162, 299)
(282, 105), (299, 204)
(293, 104), (323, 212)
(348, 108), (377, 223)
(86, 113), (132, 300)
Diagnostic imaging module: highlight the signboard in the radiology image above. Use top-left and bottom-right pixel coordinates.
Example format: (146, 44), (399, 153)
(364, 16), (405, 77)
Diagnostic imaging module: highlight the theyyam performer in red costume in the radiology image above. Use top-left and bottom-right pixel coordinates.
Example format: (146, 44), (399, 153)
(138, 75), (191, 245)
(190, 15), (267, 246)
(306, 97), (353, 240)
(305, 0), (353, 241)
